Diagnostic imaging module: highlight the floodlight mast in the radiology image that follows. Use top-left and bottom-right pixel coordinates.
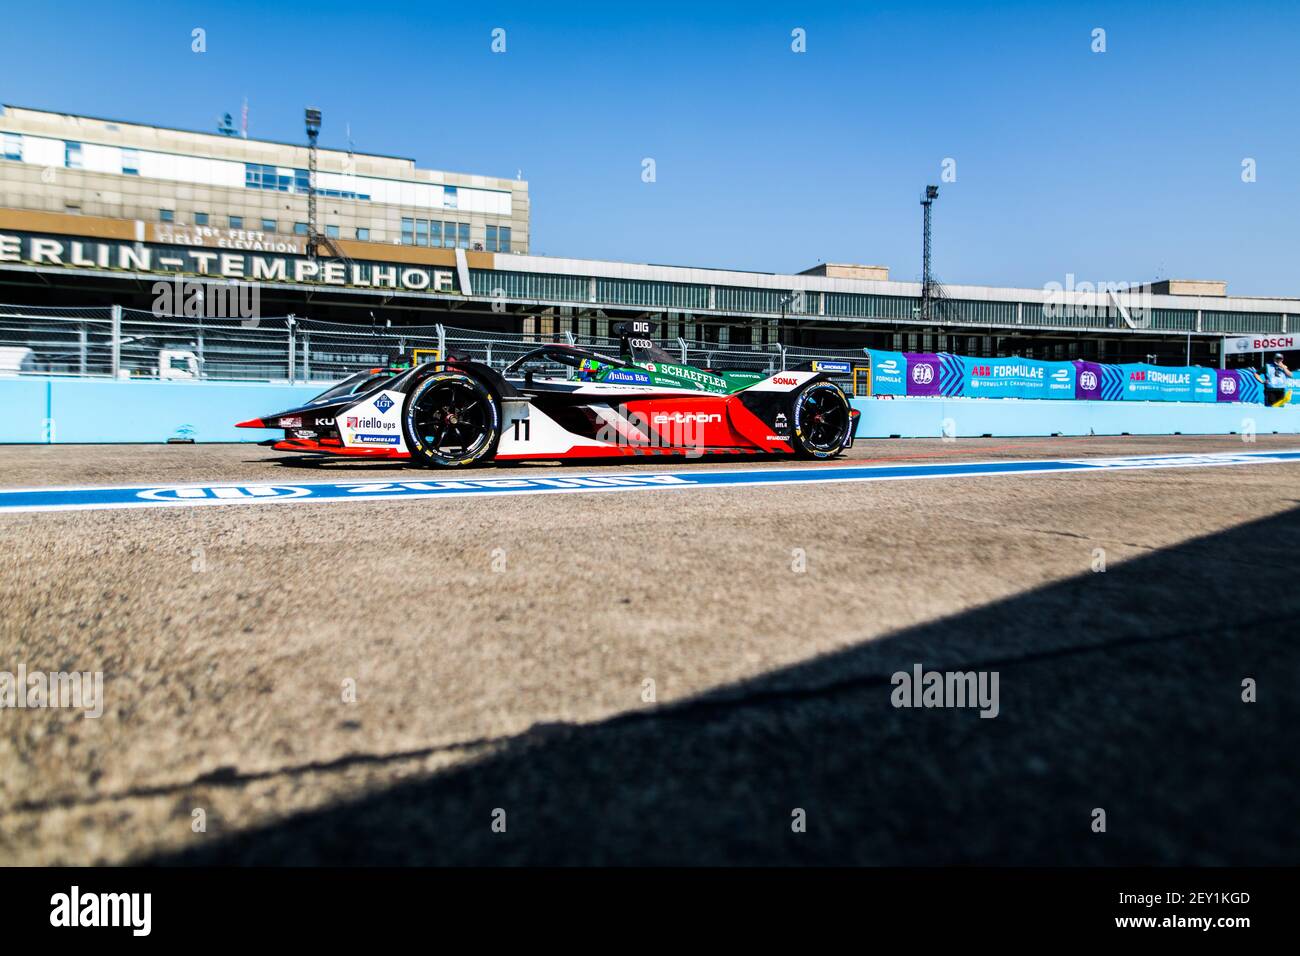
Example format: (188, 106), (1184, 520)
(305, 108), (322, 262)
(920, 185), (939, 323)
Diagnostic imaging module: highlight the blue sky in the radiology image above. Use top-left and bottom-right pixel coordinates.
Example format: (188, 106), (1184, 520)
(3, 1), (1298, 294)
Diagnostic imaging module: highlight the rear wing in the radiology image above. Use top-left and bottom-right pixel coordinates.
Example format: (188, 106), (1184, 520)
(613, 321), (678, 366)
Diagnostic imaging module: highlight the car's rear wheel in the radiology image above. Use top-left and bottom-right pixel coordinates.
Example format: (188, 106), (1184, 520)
(791, 382), (852, 459)
(402, 371), (501, 467)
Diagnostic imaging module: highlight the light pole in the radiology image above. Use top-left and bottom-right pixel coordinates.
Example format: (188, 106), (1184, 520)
(304, 107), (322, 262)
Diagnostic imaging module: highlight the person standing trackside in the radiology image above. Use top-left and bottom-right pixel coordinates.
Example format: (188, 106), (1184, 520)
(1263, 352), (1294, 406)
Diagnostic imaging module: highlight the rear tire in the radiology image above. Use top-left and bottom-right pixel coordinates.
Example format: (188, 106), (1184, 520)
(402, 371), (501, 468)
(790, 382), (852, 459)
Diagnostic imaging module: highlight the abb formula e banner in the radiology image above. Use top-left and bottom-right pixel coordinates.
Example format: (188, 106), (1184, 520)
(867, 350), (1266, 403)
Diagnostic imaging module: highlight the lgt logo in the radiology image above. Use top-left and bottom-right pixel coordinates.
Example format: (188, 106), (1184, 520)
(911, 364), (935, 385)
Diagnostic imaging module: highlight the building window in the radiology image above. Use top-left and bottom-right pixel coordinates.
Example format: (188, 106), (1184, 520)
(443, 185), (458, 209)
(486, 225), (512, 252)
(159, 209), (175, 222)
(262, 219), (276, 233)
(356, 227), (370, 241)
(229, 216), (243, 229)
(401, 217), (414, 245)
(415, 220), (428, 246)
(294, 222), (308, 236)
(195, 212), (209, 226)
(65, 141), (83, 169)
(457, 222), (470, 249)
(3, 133), (22, 161)
(429, 221), (442, 248)
(121, 148), (139, 175)
(325, 224), (339, 238)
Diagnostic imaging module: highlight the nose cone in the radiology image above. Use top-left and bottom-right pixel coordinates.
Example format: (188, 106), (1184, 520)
(236, 418), (267, 429)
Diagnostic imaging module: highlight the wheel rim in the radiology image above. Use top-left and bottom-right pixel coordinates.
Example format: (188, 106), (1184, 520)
(411, 381), (490, 458)
(799, 388), (848, 452)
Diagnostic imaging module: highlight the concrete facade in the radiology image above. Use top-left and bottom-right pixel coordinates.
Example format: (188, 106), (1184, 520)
(0, 105), (529, 255)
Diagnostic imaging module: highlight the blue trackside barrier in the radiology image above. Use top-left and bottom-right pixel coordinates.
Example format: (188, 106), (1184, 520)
(3, 375), (1298, 445)
(0, 377), (326, 444)
(851, 396), (1300, 439)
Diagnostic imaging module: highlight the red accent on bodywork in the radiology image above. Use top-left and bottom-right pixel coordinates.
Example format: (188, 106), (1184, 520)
(723, 398), (795, 452)
(270, 438), (407, 459)
(236, 418), (267, 429)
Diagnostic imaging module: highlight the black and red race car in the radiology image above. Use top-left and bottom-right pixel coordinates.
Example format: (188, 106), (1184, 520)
(237, 322), (858, 468)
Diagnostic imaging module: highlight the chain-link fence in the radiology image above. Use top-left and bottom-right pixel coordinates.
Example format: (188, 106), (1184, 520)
(0, 304), (872, 389)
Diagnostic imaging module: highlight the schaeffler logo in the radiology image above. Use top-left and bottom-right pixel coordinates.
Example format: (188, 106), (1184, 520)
(911, 363), (935, 385)
(1080, 370), (1099, 390)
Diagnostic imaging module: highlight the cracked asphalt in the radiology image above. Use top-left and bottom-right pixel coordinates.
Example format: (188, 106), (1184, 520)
(1, 435), (1298, 865)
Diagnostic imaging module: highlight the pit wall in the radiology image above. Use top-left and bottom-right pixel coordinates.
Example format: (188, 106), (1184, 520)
(0, 377), (324, 443)
(851, 396), (1300, 438)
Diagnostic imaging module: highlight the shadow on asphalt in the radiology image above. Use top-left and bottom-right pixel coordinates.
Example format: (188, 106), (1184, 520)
(148, 506), (1300, 865)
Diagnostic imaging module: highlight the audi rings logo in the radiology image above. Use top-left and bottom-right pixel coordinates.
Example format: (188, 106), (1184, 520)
(911, 363), (935, 385)
(1080, 371), (1098, 390)
(137, 485), (312, 502)
(1221, 376), (1237, 395)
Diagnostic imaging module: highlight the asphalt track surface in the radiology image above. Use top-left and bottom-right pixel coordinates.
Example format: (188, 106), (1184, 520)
(1, 435), (1298, 865)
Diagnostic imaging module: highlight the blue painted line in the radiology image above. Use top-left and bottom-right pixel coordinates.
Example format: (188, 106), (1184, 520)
(2, 449), (1300, 515)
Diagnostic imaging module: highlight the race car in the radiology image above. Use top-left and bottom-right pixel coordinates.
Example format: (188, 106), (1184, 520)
(236, 322), (858, 467)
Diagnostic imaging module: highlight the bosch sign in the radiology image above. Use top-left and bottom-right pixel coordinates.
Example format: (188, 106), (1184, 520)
(1224, 334), (1296, 355)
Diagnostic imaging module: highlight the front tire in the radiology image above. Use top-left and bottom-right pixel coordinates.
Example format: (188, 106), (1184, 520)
(402, 371), (501, 468)
(790, 382), (852, 459)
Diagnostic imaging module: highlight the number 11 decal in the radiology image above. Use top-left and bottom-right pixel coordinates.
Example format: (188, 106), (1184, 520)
(512, 418), (531, 441)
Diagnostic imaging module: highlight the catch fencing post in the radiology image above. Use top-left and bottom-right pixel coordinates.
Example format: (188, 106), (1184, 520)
(110, 304), (122, 378)
(78, 325), (87, 377)
(303, 330), (311, 380)
(678, 337), (688, 364)
(287, 314), (296, 383)
(436, 324), (446, 359)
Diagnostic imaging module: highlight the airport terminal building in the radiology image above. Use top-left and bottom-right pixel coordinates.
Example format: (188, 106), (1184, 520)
(1, 105), (1296, 370)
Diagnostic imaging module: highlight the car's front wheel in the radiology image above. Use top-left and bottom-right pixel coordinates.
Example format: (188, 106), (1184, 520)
(402, 371), (501, 467)
(790, 382), (853, 459)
